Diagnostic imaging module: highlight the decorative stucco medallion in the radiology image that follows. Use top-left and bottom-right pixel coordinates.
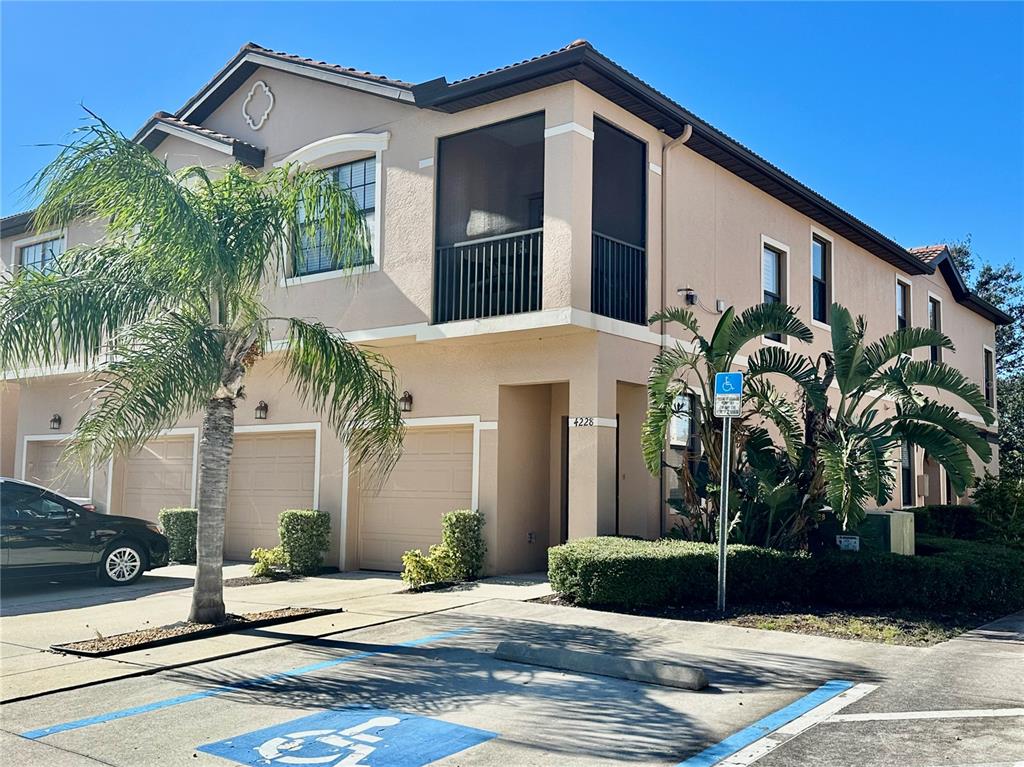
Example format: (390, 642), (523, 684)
(242, 80), (274, 131)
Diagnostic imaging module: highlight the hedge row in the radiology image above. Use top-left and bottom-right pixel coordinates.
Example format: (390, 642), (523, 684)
(908, 505), (979, 540)
(548, 536), (1024, 613)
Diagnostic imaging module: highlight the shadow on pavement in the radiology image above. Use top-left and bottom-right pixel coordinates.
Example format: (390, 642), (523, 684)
(0, 574), (196, 617)
(165, 612), (882, 763)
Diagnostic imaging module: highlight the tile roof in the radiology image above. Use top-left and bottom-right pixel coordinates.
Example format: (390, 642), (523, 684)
(243, 43), (414, 89)
(450, 39), (590, 85)
(908, 244), (949, 264)
(149, 111), (261, 153)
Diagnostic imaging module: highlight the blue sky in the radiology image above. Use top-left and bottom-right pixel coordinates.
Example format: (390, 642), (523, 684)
(2, 1), (1022, 271)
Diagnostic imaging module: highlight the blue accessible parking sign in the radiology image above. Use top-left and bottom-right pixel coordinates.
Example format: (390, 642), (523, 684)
(198, 708), (497, 767)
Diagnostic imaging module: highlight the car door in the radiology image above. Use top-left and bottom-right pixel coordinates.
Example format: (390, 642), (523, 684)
(2, 485), (96, 571)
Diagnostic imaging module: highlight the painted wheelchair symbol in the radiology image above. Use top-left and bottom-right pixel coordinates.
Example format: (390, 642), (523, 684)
(256, 715), (400, 766)
(720, 377), (737, 392)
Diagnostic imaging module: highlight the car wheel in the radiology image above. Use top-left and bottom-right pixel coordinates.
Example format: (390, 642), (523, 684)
(99, 542), (146, 586)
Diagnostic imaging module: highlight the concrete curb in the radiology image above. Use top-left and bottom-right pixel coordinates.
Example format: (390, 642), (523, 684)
(494, 640), (708, 690)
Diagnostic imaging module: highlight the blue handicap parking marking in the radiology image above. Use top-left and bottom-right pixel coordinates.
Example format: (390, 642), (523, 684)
(198, 707), (497, 767)
(714, 371), (743, 396)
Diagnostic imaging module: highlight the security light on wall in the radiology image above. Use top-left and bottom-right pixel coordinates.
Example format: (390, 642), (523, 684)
(49, 413), (62, 430)
(254, 401), (269, 420)
(399, 391), (413, 413)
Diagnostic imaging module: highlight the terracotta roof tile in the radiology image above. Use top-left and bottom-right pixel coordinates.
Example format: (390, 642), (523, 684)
(150, 111), (262, 153)
(243, 43), (413, 89)
(908, 244), (949, 264)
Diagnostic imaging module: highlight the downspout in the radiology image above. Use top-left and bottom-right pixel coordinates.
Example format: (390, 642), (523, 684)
(658, 123), (692, 537)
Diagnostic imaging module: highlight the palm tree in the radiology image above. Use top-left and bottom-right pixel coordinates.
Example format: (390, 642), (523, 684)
(815, 303), (995, 529)
(0, 116), (404, 623)
(642, 303), (825, 542)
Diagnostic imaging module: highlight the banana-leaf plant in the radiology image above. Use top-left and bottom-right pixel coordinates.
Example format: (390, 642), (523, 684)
(815, 303), (995, 530)
(643, 304), (825, 544)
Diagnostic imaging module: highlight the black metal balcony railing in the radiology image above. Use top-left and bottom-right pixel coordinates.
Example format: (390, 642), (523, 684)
(592, 231), (646, 325)
(434, 228), (542, 324)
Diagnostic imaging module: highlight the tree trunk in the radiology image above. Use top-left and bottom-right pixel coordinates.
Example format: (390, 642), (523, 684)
(188, 396), (235, 624)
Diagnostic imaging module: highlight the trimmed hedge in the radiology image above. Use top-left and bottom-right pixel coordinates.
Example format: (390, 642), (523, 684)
(158, 508), (198, 563)
(401, 509), (486, 589)
(908, 505), (979, 540)
(548, 536), (1024, 613)
(279, 509), (331, 575)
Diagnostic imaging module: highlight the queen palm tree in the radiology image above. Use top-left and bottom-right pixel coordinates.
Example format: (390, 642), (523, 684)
(0, 116), (404, 623)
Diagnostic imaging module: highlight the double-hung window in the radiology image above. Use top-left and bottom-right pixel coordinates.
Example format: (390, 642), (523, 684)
(295, 157), (375, 276)
(19, 236), (66, 274)
(896, 280), (910, 330)
(811, 236), (830, 324)
(928, 297), (942, 362)
(762, 243), (784, 342)
(901, 441), (914, 507)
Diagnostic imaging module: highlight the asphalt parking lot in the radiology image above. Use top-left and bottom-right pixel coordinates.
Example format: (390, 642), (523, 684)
(1, 600), (1021, 766)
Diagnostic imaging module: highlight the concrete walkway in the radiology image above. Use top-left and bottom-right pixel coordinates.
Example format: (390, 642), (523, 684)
(0, 567), (551, 703)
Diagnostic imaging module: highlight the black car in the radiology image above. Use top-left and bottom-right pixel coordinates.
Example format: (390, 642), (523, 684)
(0, 478), (169, 585)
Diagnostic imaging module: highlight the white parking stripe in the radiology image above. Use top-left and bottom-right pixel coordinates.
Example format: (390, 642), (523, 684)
(719, 683), (878, 766)
(829, 708), (1024, 722)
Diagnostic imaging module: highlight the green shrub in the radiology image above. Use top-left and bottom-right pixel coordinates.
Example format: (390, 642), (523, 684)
(974, 473), (1024, 548)
(401, 509), (486, 589)
(158, 508), (197, 563)
(548, 536), (1024, 613)
(279, 509), (331, 575)
(251, 546), (287, 577)
(909, 504), (979, 539)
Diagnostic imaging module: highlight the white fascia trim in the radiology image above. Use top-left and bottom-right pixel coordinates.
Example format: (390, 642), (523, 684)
(649, 162), (663, 175)
(140, 123), (234, 156)
(277, 132), (391, 167)
(235, 422), (322, 509)
(544, 122), (594, 140)
(181, 52), (413, 124)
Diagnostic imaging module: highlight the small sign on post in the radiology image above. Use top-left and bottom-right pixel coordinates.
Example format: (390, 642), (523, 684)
(713, 371), (743, 613)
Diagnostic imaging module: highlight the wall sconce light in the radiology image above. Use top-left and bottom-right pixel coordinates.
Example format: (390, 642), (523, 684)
(399, 391), (413, 413)
(49, 413), (62, 430)
(254, 401), (269, 420)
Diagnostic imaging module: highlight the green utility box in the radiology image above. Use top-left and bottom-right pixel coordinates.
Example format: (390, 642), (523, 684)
(858, 510), (916, 555)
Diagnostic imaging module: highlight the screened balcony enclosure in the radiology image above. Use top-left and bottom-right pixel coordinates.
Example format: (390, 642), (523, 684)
(592, 118), (647, 325)
(433, 113), (545, 324)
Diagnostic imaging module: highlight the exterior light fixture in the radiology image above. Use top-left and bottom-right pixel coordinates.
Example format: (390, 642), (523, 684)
(399, 391), (413, 413)
(254, 401), (269, 420)
(49, 413), (62, 430)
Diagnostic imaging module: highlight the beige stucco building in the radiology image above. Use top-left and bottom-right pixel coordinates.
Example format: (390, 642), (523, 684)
(1, 41), (1009, 573)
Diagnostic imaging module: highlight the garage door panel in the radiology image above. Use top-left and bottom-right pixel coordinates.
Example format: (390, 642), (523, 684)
(224, 431), (316, 561)
(358, 425), (473, 571)
(25, 441), (91, 499)
(119, 436), (194, 523)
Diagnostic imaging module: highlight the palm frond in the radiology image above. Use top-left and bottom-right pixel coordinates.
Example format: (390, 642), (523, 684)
(862, 327), (954, 372)
(892, 421), (977, 494)
(65, 313), (224, 465)
(727, 303), (813, 355)
(745, 345), (827, 408)
(745, 378), (803, 461)
(872, 360), (994, 424)
(893, 400), (992, 463)
(283, 319), (403, 479)
(828, 303), (870, 394)
(642, 344), (699, 474)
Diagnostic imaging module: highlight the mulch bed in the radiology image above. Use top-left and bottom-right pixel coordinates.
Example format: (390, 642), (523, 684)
(534, 595), (997, 646)
(52, 607), (336, 657)
(223, 575), (300, 588)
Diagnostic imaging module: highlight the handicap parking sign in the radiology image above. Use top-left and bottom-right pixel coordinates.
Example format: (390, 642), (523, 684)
(199, 708), (497, 767)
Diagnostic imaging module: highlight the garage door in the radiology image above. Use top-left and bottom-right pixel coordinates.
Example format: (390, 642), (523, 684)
(24, 440), (90, 500)
(225, 431), (316, 560)
(358, 425), (473, 571)
(118, 436), (194, 523)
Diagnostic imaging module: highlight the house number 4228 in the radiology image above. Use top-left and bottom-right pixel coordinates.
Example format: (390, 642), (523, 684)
(571, 417), (596, 427)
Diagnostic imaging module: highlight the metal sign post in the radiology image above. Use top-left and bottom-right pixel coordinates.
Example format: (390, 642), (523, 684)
(713, 371), (743, 613)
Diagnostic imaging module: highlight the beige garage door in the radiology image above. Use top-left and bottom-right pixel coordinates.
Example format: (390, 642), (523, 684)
(118, 436), (194, 523)
(358, 425), (473, 571)
(225, 431), (316, 560)
(24, 440), (90, 500)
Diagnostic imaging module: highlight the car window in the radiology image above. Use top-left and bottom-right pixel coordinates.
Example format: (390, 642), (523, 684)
(1, 486), (72, 522)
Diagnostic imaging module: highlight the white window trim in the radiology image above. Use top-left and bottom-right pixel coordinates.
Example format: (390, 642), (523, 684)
(339, 415), (497, 570)
(760, 234), (791, 349)
(983, 344), (997, 410)
(12, 230), (66, 271)
(895, 275), (914, 360)
(899, 441), (918, 510)
(927, 291), (945, 362)
(809, 227), (835, 332)
(277, 133), (389, 284)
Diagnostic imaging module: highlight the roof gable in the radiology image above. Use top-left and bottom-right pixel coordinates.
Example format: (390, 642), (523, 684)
(909, 244), (1012, 325)
(134, 112), (265, 167)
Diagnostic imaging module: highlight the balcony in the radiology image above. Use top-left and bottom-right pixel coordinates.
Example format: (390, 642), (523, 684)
(434, 229), (542, 324)
(433, 113), (545, 325)
(592, 231), (646, 325)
